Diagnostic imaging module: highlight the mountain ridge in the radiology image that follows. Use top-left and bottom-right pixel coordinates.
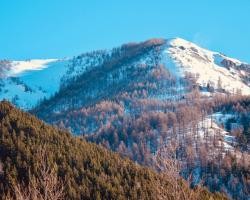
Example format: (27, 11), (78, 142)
(1, 37), (250, 110)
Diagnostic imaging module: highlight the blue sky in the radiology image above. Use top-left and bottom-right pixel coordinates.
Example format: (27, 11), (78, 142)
(0, 0), (250, 62)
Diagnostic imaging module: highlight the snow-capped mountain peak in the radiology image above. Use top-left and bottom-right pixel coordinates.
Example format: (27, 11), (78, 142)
(166, 38), (250, 95)
(0, 37), (250, 110)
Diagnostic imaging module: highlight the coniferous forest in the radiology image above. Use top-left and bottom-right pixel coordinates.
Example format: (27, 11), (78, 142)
(0, 101), (228, 200)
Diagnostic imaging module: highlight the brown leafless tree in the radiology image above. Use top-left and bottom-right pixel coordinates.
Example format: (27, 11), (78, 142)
(12, 147), (65, 200)
(155, 140), (203, 200)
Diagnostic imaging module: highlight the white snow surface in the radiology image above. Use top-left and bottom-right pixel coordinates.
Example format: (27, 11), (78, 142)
(166, 38), (250, 95)
(0, 59), (69, 110)
(7, 59), (58, 76)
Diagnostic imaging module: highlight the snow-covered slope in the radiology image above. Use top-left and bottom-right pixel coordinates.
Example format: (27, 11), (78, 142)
(166, 38), (250, 95)
(0, 59), (70, 109)
(1, 37), (250, 110)
(0, 50), (111, 110)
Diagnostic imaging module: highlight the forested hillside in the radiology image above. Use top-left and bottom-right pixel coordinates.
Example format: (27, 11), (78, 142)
(29, 39), (250, 199)
(0, 101), (228, 200)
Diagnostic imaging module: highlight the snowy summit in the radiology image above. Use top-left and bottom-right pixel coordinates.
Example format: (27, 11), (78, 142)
(0, 37), (250, 110)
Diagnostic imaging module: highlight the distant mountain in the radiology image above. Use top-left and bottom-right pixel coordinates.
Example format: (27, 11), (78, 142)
(0, 101), (227, 200)
(1, 38), (250, 110)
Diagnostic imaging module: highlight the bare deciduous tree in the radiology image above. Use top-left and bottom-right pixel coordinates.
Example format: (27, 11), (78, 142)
(13, 147), (65, 200)
(155, 140), (203, 200)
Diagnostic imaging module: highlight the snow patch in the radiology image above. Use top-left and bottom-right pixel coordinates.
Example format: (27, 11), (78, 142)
(7, 59), (58, 76)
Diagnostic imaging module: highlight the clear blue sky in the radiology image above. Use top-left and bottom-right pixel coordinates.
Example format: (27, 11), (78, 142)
(0, 0), (250, 62)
